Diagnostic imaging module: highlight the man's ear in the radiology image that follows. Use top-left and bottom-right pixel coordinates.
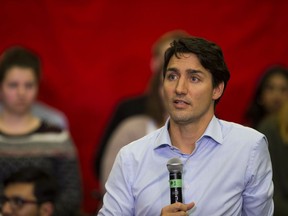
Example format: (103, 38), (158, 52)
(39, 202), (54, 216)
(212, 82), (225, 101)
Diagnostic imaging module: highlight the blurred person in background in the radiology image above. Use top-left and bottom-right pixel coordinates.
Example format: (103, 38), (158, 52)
(0, 46), (69, 130)
(0, 101), (68, 129)
(0, 46), (82, 216)
(245, 65), (288, 215)
(0, 167), (57, 216)
(94, 30), (190, 179)
(257, 101), (288, 216)
(244, 65), (288, 128)
(100, 68), (167, 191)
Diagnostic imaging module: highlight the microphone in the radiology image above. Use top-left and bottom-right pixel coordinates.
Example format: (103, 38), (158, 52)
(166, 157), (183, 204)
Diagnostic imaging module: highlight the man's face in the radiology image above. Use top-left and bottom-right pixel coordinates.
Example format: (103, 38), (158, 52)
(163, 53), (223, 125)
(1, 183), (40, 216)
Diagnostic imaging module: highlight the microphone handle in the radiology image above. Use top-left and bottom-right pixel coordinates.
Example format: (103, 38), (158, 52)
(169, 172), (182, 203)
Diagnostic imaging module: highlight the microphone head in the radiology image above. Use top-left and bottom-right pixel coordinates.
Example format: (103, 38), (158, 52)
(167, 158), (183, 173)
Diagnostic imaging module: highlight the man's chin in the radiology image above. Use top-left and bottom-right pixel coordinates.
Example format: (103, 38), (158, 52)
(170, 115), (193, 125)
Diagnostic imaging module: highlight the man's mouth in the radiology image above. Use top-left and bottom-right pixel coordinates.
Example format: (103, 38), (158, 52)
(173, 99), (190, 108)
(174, 99), (189, 104)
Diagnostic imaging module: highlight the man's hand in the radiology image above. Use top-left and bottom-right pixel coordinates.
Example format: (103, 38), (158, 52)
(161, 202), (195, 215)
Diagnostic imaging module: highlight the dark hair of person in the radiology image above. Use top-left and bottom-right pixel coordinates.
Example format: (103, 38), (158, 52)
(163, 36), (230, 105)
(145, 70), (165, 126)
(3, 167), (58, 205)
(245, 65), (288, 128)
(0, 46), (41, 83)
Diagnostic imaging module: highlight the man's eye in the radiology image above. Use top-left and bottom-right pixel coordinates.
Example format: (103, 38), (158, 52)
(191, 76), (199, 82)
(167, 74), (177, 80)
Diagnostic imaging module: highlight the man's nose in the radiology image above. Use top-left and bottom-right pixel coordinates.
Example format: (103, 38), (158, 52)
(175, 78), (188, 95)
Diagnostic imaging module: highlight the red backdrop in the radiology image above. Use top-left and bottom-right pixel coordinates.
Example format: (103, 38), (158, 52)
(1, 0), (288, 213)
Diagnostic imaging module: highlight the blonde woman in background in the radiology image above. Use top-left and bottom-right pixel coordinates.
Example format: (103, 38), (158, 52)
(258, 101), (288, 216)
(101, 69), (166, 191)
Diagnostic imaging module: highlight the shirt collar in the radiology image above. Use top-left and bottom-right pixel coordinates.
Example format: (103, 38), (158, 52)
(154, 116), (223, 150)
(198, 115), (223, 145)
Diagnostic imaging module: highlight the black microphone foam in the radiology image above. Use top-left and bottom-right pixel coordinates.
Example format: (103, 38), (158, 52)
(166, 157), (183, 203)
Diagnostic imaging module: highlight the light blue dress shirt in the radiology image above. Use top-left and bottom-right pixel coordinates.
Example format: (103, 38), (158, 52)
(98, 116), (274, 216)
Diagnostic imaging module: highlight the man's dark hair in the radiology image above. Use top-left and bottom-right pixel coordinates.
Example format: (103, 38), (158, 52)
(3, 167), (58, 205)
(0, 46), (41, 83)
(163, 36), (230, 104)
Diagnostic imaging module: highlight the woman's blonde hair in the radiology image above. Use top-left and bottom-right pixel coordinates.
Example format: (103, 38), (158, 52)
(278, 101), (288, 144)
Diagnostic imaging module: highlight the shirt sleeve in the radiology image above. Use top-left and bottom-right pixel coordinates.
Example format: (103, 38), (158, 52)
(242, 136), (274, 216)
(98, 147), (135, 216)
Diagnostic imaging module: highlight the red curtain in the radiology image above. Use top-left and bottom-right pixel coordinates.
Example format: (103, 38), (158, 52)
(1, 0), (288, 213)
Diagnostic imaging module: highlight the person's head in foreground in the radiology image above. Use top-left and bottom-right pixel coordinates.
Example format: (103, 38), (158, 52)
(0, 167), (57, 216)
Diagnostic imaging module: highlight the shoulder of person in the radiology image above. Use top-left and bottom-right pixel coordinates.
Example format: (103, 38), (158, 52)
(38, 121), (64, 133)
(257, 115), (278, 132)
(219, 119), (265, 141)
(120, 115), (151, 127)
(118, 95), (148, 107)
(121, 124), (160, 150)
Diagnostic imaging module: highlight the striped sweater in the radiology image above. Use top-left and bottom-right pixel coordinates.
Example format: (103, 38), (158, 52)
(0, 121), (82, 216)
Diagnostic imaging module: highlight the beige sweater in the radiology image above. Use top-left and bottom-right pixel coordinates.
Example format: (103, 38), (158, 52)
(101, 115), (157, 191)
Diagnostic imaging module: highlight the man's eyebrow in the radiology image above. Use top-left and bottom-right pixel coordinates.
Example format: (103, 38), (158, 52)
(187, 69), (203, 74)
(166, 68), (204, 75)
(166, 67), (178, 72)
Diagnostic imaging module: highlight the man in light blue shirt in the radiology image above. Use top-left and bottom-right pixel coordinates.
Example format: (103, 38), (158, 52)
(98, 36), (274, 215)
